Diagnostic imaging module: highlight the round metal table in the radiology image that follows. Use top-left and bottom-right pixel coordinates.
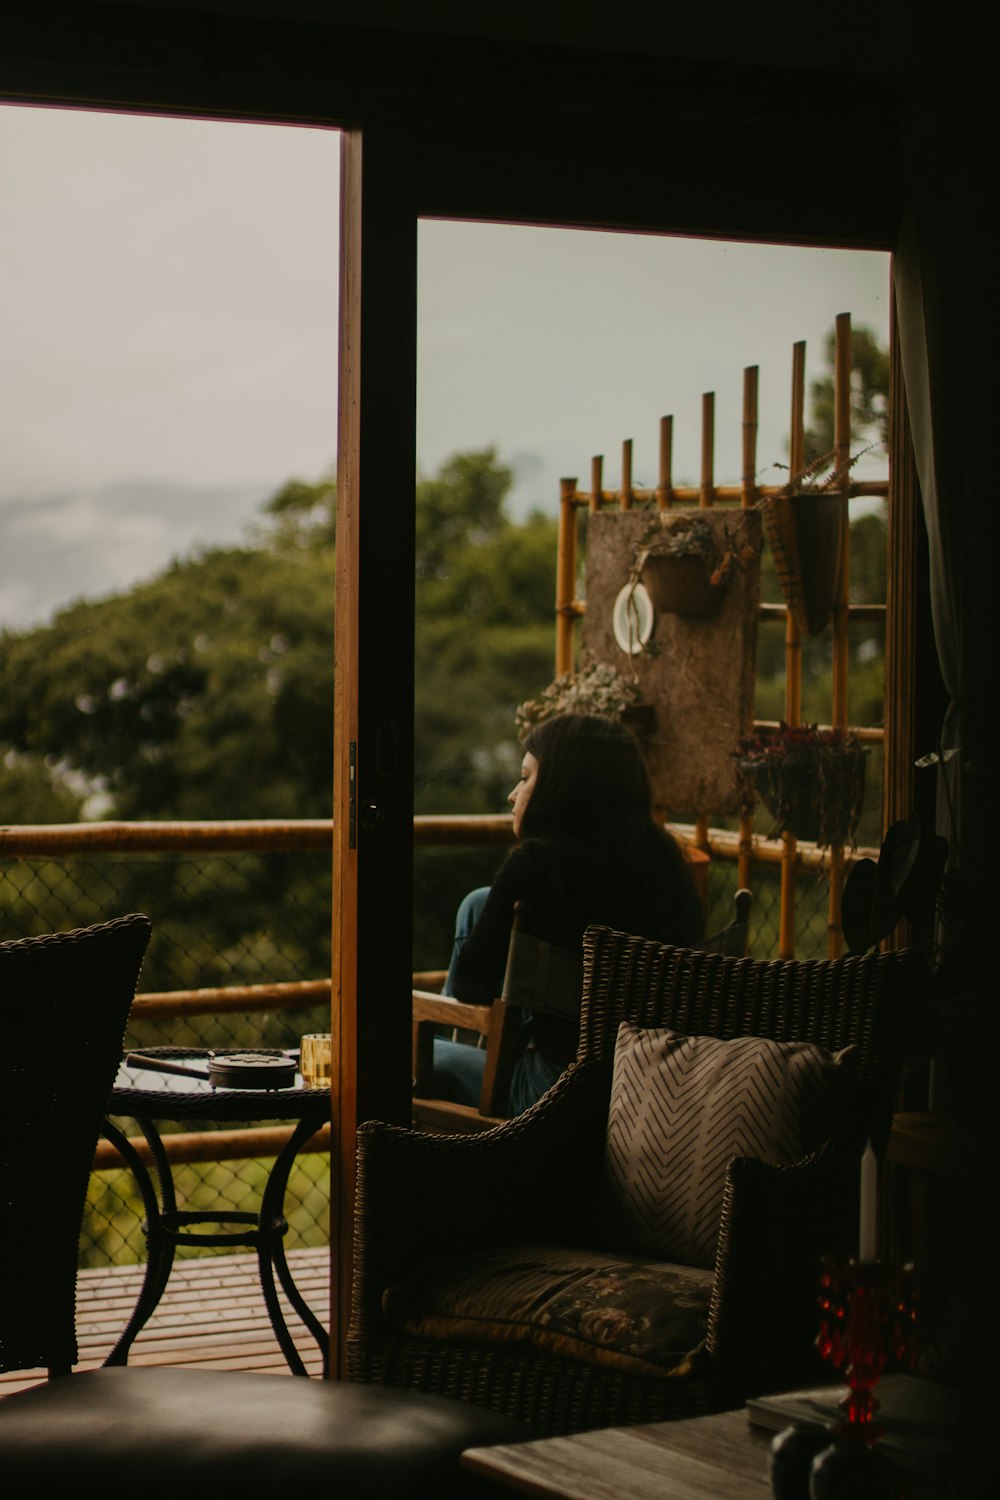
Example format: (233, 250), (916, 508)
(102, 1047), (330, 1376)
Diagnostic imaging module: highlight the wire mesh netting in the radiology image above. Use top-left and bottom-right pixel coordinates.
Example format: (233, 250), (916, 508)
(3, 838), (835, 1270)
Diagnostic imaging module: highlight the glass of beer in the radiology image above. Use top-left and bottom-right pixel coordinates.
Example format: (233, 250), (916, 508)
(299, 1033), (331, 1089)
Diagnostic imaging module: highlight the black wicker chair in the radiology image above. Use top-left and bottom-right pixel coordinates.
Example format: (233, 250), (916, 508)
(0, 914), (152, 1377)
(349, 924), (919, 1436)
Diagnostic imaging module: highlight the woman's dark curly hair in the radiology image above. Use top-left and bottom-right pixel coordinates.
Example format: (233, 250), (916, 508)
(519, 712), (656, 842)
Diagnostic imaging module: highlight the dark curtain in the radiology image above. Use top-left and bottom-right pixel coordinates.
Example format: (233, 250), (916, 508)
(894, 91), (991, 1493)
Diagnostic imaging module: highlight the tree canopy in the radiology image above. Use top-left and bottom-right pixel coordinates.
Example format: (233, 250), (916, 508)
(0, 448), (556, 825)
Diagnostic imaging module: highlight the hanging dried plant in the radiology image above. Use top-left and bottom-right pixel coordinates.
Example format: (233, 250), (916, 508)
(734, 723), (868, 848)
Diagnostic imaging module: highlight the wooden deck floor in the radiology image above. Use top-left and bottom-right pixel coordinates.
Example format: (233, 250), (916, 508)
(0, 1247), (330, 1396)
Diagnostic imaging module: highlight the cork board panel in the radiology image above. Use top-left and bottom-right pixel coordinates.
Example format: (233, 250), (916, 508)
(582, 508), (762, 819)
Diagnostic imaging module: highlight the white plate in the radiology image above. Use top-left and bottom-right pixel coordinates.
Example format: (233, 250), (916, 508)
(612, 582), (654, 654)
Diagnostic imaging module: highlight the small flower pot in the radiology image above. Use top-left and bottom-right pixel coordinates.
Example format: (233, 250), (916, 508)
(641, 553), (726, 617)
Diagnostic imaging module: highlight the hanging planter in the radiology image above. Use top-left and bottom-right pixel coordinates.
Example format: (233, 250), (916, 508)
(641, 552), (725, 617)
(734, 724), (868, 847)
(633, 513), (737, 620)
(761, 449), (870, 637)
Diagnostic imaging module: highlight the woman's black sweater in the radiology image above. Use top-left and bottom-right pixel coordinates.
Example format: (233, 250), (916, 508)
(450, 829), (704, 1067)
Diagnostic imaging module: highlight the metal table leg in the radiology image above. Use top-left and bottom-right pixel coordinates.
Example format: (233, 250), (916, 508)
(101, 1117), (180, 1366)
(101, 1108), (329, 1375)
(257, 1112), (331, 1376)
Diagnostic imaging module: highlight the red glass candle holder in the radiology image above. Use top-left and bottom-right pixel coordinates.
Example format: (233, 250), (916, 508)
(816, 1258), (917, 1436)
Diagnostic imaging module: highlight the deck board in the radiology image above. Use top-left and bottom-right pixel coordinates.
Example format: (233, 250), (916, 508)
(0, 1247), (330, 1395)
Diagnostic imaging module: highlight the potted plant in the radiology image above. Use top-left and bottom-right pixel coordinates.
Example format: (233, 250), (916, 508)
(734, 722), (868, 847)
(515, 658), (650, 741)
(761, 447), (871, 637)
(632, 513), (735, 618)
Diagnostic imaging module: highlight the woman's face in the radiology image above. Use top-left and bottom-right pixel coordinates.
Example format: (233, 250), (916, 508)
(508, 751), (539, 837)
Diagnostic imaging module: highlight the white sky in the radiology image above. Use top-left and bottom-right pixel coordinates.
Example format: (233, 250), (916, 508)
(1, 103), (890, 544)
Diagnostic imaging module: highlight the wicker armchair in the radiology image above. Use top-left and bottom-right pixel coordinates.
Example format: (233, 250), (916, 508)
(349, 924), (918, 1435)
(0, 914), (152, 1376)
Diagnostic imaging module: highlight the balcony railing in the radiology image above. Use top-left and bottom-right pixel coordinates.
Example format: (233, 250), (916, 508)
(2, 814), (873, 1267)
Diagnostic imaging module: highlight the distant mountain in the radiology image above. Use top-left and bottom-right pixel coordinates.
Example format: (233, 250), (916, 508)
(0, 478), (276, 631)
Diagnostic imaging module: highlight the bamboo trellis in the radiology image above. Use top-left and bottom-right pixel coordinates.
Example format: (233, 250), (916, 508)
(554, 313), (888, 959)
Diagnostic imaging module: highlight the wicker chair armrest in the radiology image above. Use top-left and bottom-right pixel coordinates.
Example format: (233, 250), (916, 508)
(351, 1061), (610, 1330)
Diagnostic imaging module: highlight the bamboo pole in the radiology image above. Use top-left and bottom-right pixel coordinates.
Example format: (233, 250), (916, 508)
(540, 477), (885, 510)
(0, 813), (517, 857)
(690, 397), (716, 847)
(657, 416), (673, 509)
(700, 393), (715, 508)
(739, 365), (760, 889)
(556, 478), (579, 675)
(93, 1121), (330, 1173)
(779, 342), (807, 958)
(668, 822), (876, 869)
(620, 438), (633, 510)
(590, 455), (603, 513)
(832, 313), (852, 728)
(0, 820), (334, 855)
(742, 367), (759, 511)
(413, 813), (515, 844)
(827, 312), (853, 957)
(131, 979), (331, 1018)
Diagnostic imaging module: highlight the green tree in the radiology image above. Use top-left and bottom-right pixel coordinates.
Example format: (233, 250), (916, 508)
(409, 448), (559, 963)
(0, 546), (335, 821)
(0, 449), (557, 966)
(0, 752), (84, 823)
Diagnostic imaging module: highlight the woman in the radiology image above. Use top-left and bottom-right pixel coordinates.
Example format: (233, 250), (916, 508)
(433, 711), (704, 1114)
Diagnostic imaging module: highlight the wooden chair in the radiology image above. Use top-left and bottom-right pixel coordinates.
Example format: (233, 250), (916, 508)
(412, 910), (581, 1133)
(411, 889), (752, 1133)
(353, 925), (920, 1436)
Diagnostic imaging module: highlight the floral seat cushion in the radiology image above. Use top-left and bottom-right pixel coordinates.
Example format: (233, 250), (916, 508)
(382, 1244), (712, 1378)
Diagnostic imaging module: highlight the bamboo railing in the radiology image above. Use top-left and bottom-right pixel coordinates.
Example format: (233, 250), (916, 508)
(4, 807), (876, 1173)
(554, 313), (888, 958)
(0, 815), (515, 1175)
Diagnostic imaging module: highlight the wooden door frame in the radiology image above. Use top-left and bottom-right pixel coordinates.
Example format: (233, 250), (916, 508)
(0, 22), (923, 1378)
(332, 125), (418, 1373)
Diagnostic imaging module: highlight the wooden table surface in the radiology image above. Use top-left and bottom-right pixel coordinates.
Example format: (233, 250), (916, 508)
(462, 1409), (774, 1499)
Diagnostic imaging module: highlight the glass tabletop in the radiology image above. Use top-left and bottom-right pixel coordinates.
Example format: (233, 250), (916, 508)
(109, 1047), (330, 1120)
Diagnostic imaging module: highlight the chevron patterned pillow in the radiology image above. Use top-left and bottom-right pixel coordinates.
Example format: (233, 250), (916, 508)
(598, 1024), (861, 1269)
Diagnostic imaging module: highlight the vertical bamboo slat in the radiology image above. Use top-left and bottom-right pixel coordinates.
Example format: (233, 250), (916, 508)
(590, 455), (603, 513)
(831, 313), (852, 729)
(657, 416), (673, 510)
(620, 438), (633, 510)
(739, 366), (760, 890)
(741, 367), (759, 511)
(700, 393), (714, 508)
(780, 343), (807, 958)
(556, 478), (578, 675)
(827, 313), (853, 957)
